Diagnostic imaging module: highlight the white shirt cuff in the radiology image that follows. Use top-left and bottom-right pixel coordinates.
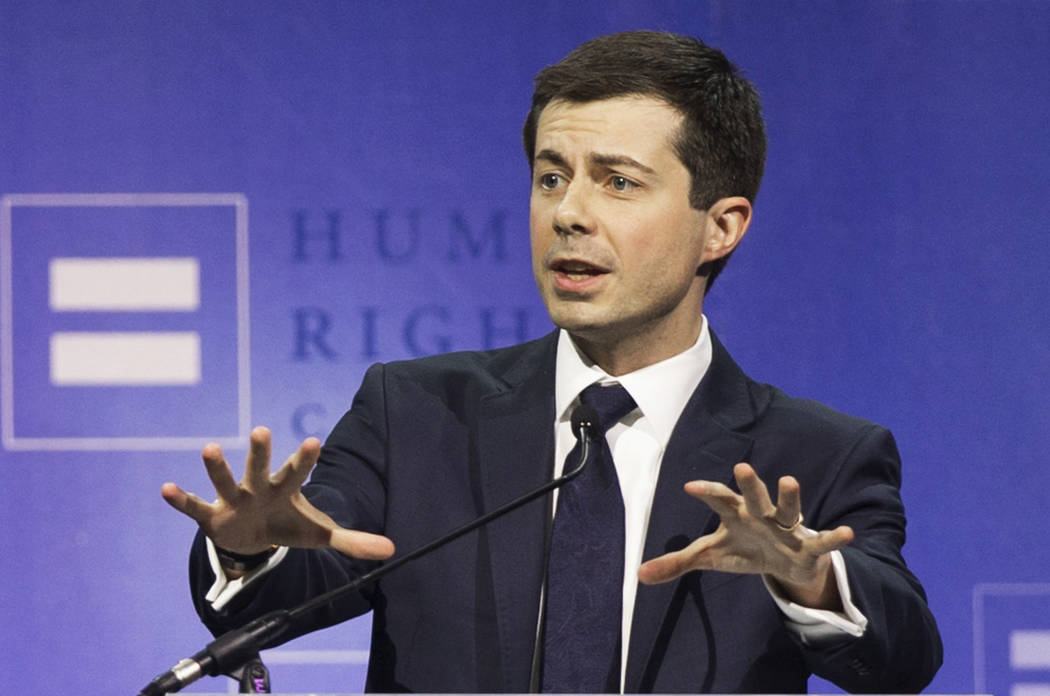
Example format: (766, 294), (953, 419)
(204, 537), (289, 612)
(763, 545), (869, 644)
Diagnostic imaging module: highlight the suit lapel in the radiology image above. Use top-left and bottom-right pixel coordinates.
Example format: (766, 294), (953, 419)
(476, 333), (559, 691)
(624, 332), (762, 692)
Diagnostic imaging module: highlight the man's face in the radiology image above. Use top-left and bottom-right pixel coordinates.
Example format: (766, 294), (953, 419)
(530, 96), (714, 360)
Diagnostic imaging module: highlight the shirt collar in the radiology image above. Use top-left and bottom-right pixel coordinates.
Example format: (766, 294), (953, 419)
(554, 316), (713, 446)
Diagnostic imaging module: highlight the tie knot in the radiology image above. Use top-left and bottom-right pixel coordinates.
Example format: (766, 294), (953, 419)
(578, 382), (637, 435)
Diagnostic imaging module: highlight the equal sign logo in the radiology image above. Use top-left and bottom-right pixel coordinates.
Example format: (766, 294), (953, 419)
(975, 584), (1050, 696)
(1010, 630), (1050, 696)
(49, 257), (202, 386)
(1, 192), (250, 450)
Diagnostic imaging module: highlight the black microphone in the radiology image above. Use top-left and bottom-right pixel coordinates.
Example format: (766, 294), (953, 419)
(137, 405), (599, 695)
(138, 613), (290, 695)
(570, 403), (598, 444)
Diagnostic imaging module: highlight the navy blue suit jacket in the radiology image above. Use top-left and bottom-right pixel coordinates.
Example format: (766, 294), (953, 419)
(190, 331), (941, 692)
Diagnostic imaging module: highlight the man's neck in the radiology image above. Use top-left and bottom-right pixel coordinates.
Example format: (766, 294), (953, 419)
(568, 316), (705, 377)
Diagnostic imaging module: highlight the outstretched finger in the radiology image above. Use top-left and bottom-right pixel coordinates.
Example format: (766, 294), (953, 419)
(272, 437), (322, 491)
(734, 463), (776, 520)
(160, 482), (214, 523)
(201, 443), (240, 502)
(683, 479), (742, 519)
(808, 525), (855, 555)
(244, 426), (273, 490)
(775, 476), (802, 530)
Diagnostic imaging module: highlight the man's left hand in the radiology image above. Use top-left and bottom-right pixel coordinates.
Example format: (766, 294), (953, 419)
(637, 462), (854, 610)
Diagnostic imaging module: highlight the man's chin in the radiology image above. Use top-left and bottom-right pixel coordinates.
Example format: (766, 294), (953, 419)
(546, 304), (605, 333)
(548, 309), (625, 344)
(541, 292), (631, 339)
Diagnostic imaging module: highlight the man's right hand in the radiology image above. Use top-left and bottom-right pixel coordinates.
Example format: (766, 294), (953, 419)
(161, 425), (395, 565)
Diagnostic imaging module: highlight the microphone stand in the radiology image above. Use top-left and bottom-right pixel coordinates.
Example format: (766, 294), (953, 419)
(137, 410), (596, 695)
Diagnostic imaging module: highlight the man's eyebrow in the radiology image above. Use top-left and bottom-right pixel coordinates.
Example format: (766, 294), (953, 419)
(533, 149), (657, 176)
(589, 153), (657, 175)
(534, 149), (569, 168)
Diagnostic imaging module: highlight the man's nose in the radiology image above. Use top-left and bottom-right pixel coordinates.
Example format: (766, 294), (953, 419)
(552, 181), (597, 237)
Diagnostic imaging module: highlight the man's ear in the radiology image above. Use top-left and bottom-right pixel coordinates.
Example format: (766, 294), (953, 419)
(700, 196), (752, 264)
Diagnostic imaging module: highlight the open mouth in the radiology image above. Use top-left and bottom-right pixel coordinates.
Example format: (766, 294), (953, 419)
(548, 257), (611, 293)
(551, 259), (609, 280)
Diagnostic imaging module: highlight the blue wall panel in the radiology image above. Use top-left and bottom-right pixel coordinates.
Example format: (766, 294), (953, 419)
(1, 2), (1047, 693)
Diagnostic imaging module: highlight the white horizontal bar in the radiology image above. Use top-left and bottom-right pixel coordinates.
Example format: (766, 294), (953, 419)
(50, 257), (199, 311)
(258, 649), (370, 665)
(1013, 684), (1050, 696)
(2, 192), (247, 207)
(1012, 630), (1050, 669)
(1, 435), (246, 451)
(50, 332), (200, 385)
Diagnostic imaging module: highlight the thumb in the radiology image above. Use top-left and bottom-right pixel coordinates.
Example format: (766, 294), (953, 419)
(330, 527), (396, 560)
(638, 550), (693, 585)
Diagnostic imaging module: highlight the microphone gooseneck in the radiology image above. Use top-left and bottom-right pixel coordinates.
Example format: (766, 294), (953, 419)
(137, 407), (598, 695)
(526, 402), (598, 691)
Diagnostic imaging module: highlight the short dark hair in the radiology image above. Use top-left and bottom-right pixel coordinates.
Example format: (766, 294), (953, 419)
(523, 31), (766, 291)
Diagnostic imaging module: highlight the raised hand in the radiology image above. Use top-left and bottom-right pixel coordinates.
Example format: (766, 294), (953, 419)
(637, 462), (853, 609)
(161, 426), (394, 561)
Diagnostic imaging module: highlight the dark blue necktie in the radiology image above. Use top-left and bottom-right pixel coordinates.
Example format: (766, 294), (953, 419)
(542, 382), (637, 693)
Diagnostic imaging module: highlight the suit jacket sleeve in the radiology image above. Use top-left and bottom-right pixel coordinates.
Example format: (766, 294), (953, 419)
(790, 422), (942, 692)
(188, 362), (391, 644)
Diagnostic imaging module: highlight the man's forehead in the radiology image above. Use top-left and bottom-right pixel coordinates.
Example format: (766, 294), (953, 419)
(537, 95), (682, 126)
(533, 96), (684, 163)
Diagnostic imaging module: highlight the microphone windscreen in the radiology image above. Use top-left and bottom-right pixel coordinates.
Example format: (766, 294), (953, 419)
(569, 404), (599, 439)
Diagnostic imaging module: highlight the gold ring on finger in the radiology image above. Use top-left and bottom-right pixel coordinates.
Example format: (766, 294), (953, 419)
(773, 513), (803, 532)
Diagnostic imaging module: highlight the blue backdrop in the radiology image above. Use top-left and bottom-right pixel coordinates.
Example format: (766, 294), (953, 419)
(1, 2), (1048, 694)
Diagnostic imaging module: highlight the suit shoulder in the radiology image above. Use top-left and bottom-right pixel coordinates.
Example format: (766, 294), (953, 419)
(751, 381), (891, 446)
(742, 382), (902, 495)
(370, 332), (557, 392)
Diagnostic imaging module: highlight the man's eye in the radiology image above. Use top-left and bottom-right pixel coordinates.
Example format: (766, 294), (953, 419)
(610, 176), (636, 192)
(539, 173), (562, 189)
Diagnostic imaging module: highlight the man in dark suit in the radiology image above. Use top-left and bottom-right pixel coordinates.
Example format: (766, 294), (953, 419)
(163, 31), (942, 692)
